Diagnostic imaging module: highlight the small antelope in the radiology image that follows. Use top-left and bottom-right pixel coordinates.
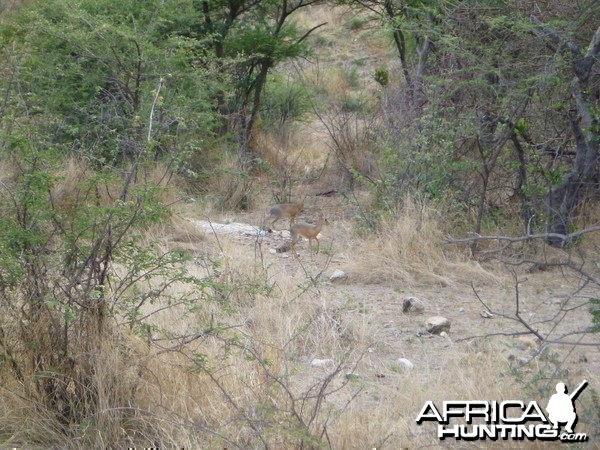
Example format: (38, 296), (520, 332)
(268, 198), (304, 230)
(290, 215), (329, 257)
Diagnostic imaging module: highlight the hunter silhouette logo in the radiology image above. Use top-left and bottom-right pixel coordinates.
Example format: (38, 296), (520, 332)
(416, 380), (589, 442)
(546, 380), (587, 434)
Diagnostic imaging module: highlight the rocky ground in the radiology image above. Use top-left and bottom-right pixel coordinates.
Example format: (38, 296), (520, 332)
(189, 215), (600, 447)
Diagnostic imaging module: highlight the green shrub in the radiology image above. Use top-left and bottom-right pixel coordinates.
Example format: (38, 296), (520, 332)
(261, 75), (312, 129)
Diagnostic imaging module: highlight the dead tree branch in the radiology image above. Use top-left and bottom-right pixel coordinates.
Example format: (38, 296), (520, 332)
(445, 225), (600, 247)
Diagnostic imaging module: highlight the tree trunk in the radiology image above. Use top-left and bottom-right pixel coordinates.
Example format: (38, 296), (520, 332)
(545, 26), (600, 246)
(383, 0), (414, 101)
(241, 58), (272, 165)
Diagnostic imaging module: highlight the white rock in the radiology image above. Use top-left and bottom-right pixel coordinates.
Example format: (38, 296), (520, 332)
(310, 358), (335, 368)
(425, 316), (451, 334)
(329, 269), (348, 283)
(269, 248), (277, 254)
(191, 220), (268, 236)
(396, 358), (414, 370)
(480, 310), (494, 319)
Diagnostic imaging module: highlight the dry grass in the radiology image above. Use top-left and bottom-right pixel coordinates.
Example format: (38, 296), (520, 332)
(101, 233), (361, 447)
(2, 196), (598, 448)
(144, 213), (206, 247)
(329, 342), (522, 448)
(0, 331), (171, 448)
(290, 4), (346, 33)
(343, 196), (498, 286)
(254, 124), (328, 179)
(50, 157), (181, 213)
(195, 151), (255, 211)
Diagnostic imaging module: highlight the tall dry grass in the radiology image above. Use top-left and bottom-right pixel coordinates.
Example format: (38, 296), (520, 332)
(186, 146), (256, 211)
(0, 330), (187, 448)
(50, 157), (181, 212)
(329, 340), (564, 449)
(342, 196), (498, 286)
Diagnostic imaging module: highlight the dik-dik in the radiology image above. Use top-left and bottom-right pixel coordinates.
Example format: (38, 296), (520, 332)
(290, 215), (329, 257)
(268, 198), (304, 230)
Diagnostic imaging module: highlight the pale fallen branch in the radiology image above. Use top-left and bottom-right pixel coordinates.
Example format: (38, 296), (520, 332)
(445, 225), (600, 246)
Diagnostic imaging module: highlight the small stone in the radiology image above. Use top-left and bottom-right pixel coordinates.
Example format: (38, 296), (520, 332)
(425, 316), (451, 335)
(269, 248), (277, 254)
(329, 269), (348, 283)
(459, 308), (465, 313)
(310, 358), (334, 368)
(402, 296), (425, 313)
(480, 310), (494, 319)
(276, 242), (291, 253)
(395, 358), (414, 370)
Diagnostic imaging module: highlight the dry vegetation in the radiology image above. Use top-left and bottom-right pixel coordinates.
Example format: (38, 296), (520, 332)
(75, 194), (597, 448)
(1, 168), (599, 448)
(342, 196), (496, 286)
(1, 3), (599, 449)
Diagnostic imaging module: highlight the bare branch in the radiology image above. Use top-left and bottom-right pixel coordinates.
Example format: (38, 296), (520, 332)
(295, 22), (328, 45)
(446, 225), (600, 246)
(530, 15), (580, 55)
(147, 77), (164, 143)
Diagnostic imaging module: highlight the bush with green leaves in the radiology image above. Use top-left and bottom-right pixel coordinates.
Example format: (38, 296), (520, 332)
(1, 0), (220, 165)
(347, 0), (599, 237)
(0, 128), (209, 431)
(261, 74), (312, 130)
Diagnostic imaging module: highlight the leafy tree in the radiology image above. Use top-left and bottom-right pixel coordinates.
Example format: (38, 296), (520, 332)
(1, 0), (220, 165)
(531, 17), (600, 244)
(196, 0), (325, 163)
(0, 1), (217, 438)
(348, 0), (599, 241)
